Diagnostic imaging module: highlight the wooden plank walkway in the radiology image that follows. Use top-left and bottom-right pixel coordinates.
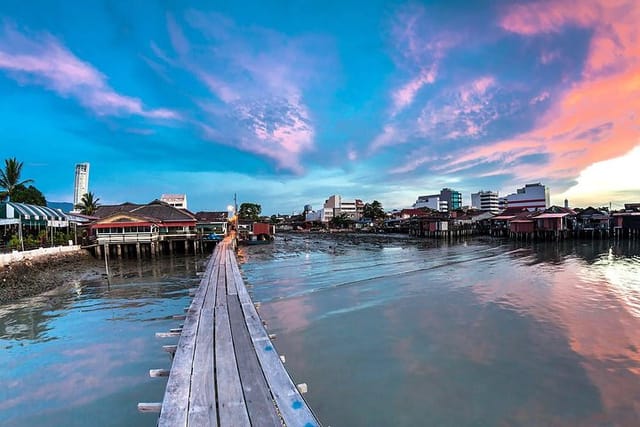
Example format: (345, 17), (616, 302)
(145, 237), (320, 427)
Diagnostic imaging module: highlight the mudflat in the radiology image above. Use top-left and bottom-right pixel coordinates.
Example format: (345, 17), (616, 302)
(0, 251), (104, 304)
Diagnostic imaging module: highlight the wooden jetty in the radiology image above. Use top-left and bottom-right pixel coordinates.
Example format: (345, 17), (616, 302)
(140, 236), (320, 427)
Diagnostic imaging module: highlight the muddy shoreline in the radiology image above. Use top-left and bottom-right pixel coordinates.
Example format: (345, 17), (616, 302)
(0, 250), (105, 304)
(0, 232), (485, 304)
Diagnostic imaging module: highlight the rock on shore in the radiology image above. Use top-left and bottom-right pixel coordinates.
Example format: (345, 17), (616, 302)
(0, 250), (103, 304)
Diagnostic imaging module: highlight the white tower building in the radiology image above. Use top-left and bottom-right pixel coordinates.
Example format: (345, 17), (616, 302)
(73, 163), (90, 210)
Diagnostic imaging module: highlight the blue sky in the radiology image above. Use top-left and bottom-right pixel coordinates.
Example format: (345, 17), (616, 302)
(1, 0), (639, 214)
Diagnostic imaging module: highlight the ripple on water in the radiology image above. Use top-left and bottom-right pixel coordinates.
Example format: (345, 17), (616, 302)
(242, 235), (640, 427)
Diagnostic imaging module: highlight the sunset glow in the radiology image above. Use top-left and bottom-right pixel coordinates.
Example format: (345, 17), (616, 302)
(0, 0), (638, 212)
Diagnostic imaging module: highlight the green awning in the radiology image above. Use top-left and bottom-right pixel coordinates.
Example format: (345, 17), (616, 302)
(0, 202), (69, 227)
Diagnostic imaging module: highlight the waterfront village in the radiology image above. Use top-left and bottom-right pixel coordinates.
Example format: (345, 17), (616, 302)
(1, 160), (640, 262)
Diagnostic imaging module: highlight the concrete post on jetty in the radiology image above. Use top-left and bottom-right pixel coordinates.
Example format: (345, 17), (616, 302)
(139, 236), (320, 426)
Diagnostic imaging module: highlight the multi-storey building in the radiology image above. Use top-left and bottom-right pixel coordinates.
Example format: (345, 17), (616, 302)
(471, 190), (500, 213)
(413, 195), (446, 211)
(440, 188), (462, 211)
(73, 163), (90, 211)
(305, 195), (365, 222)
(160, 194), (188, 210)
(323, 195), (363, 220)
(498, 183), (549, 211)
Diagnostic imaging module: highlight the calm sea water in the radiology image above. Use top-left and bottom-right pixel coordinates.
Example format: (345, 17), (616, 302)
(0, 255), (202, 427)
(1, 236), (639, 427)
(240, 235), (640, 427)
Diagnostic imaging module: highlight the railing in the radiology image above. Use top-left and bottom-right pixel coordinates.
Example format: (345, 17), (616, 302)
(94, 232), (202, 244)
(96, 232), (155, 244)
(158, 232), (199, 240)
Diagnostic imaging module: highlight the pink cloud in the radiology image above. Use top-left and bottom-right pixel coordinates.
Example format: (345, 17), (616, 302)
(441, 0), (640, 181)
(392, 67), (436, 113)
(501, 0), (637, 78)
(370, 124), (404, 152)
(161, 12), (319, 174)
(418, 76), (498, 139)
(389, 154), (437, 175)
(166, 14), (190, 56)
(387, 3), (458, 114)
(0, 24), (179, 120)
(197, 72), (240, 103)
(499, 1), (598, 36)
(372, 75), (500, 162)
(244, 95), (314, 173)
(540, 49), (560, 64)
(530, 91), (550, 105)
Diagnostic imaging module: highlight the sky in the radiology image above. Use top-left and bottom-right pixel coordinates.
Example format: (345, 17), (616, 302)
(0, 0), (638, 214)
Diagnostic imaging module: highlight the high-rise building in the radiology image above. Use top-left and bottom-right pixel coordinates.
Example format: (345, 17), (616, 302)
(439, 188), (462, 211)
(471, 190), (500, 213)
(73, 162), (90, 210)
(498, 183), (549, 211)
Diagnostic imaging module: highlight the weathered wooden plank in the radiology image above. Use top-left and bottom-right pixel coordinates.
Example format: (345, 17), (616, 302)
(155, 331), (182, 338)
(149, 369), (171, 377)
(215, 306), (251, 426)
(158, 248), (217, 427)
(228, 294), (281, 427)
(226, 258), (237, 295)
(187, 247), (221, 426)
(215, 247), (228, 309)
(229, 252), (320, 427)
(162, 345), (177, 354)
(187, 308), (217, 426)
(138, 402), (162, 413)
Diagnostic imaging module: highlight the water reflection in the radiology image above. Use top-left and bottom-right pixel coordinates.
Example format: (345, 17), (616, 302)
(0, 253), (207, 427)
(241, 234), (640, 426)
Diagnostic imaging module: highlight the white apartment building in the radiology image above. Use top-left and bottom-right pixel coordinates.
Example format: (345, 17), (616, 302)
(498, 183), (549, 211)
(323, 195), (364, 220)
(471, 190), (500, 213)
(413, 195), (448, 211)
(73, 162), (90, 211)
(161, 194), (188, 210)
(305, 208), (332, 223)
(306, 195), (364, 223)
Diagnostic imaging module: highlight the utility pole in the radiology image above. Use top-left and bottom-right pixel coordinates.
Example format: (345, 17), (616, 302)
(234, 193), (238, 230)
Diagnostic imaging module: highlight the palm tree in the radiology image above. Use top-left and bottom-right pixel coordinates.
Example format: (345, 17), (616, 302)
(363, 200), (385, 221)
(75, 192), (100, 215)
(0, 158), (33, 201)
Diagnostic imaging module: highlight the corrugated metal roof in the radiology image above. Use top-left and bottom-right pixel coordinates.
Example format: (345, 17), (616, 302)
(535, 213), (570, 219)
(491, 215), (516, 220)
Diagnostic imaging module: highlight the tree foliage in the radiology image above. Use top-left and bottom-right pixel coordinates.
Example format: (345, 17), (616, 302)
(238, 203), (261, 221)
(270, 214), (282, 224)
(75, 192), (100, 215)
(363, 200), (385, 221)
(329, 213), (354, 229)
(11, 184), (47, 206)
(0, 157), (33, 201)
